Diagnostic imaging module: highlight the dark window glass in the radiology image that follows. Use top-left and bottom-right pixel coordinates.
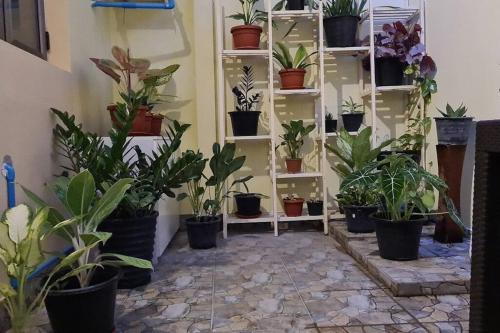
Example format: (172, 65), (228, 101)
(2, 0), (46, 59)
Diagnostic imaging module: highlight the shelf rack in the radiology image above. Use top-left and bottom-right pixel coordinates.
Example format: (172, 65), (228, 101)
(214, 0), (425, 238)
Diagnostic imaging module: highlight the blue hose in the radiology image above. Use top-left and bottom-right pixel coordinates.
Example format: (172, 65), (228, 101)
(2, 156), (15, 208)
(92, 0), (175, 9)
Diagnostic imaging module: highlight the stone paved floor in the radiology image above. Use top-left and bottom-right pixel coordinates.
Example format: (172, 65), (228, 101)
(112, 230), (469, 333)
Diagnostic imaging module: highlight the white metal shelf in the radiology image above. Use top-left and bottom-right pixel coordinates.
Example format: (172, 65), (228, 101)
(221, 49), (269, 58)
(276, 172), (322, 179)
(324, 46), (370, 56)
(225, 135), (272, 142)
(274, 88), (321, 96)
(271, 10), (319, 21)
(227, 213), (274, 224)
(278, 214), (325, 222)
(372, 7), (420, 23)
(361, 85), (417, 97)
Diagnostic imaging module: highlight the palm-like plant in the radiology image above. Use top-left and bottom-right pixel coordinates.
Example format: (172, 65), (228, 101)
(342, 97), (364, 114)
(325, 127), (393, 178)
(273, 42), (317, 70)
(227, 0), (268, 25)
(232, 65), (261, 112)
(323, 0), (368, 17)
(278, 120), (316, 159)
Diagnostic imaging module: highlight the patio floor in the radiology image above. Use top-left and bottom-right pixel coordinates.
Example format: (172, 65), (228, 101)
(108, 228), (469, 333)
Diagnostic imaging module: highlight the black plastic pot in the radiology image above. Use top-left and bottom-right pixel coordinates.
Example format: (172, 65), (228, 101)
(377, 150), (421, 166)
(307, 201), (323, 216)
(324, 16), (360, 47)
(342, 113), (364, 132)
(45, 267), (120, 333)
(186, 216), (220, 249)
(375, 57), (404, 86)
(235, 193), (262, 218)
(325, 119), (337, 133)
(344, 205), (378, 233)
(229, 111), (261, 136)
(372, 214), (425, 261)
(286, 0), (304, 10)
(434, 117), (474, 145)
(98, 212), (157, 289)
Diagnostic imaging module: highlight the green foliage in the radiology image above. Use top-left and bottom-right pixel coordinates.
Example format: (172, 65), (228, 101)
(341, 154), (465, 229)
(437, 103), (468, 118)
(227, 0), (268, 25)
(278, 120), (316, 159)
(323, 0), (367, 17)
(396, 116), (431, 151)
(24, 170), (152, 289)
(51, 108), (204, 218)
(232, 65), (261, 112)
(342, 97), (364, 114)
(324, 127), (393, 178)
(336, 184), (379, 207)
(273, 42), (317, 70)
(177, 143), (251, 219)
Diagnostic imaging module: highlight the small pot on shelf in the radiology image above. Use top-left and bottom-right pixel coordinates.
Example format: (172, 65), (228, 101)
(231, 25), (262, 50)
(325, 118), (337, 133)
(286, 0), (305, 10)
(307, 200), (323, 216)
(341, 113), (363, 132)
(375, 57), (405, 87)
(107, 104), (151, 136)
(229, 111), (261, 136)
(344, 205), (378, 233)
(279, 68), (306, 89)
(185, 216), (220, 249)
(434, 117), (474, 145)
(283, 197), (304, 217)
(323, 15), (360, 47)
(234, 193), (262, 218)
(285, 158), (302, 173)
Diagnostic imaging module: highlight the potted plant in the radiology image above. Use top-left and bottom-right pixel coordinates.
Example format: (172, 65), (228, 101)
(233, 181), (269, 218)
(435, 103), (473, 145)
(390, 116), (432, 164)
(341, 97), (364, 132)
(91, 46), (180, 136)
(342, 154), (465, 260)
(283, 196), (305, 217)
(273, 0), (316, 11)
(306, 199), (323, 216)
(273, 42), (317, 89)
(323, 0), (367, 47)
(51, 109), (202, 288)
(230, 65), (262, 136)
(336, 185), (379, 233)
(325, 112), (337, 133)
(278, 120), (316, 173)
(228, 0), (267, 50)
(178, 143), (251, 249)
(24, 171), (152, 333)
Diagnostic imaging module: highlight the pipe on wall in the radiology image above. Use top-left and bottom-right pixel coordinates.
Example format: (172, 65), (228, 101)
(91, 0), (175, 9)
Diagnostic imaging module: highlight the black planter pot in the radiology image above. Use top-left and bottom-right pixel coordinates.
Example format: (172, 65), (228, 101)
(235, 193), (262, 218)
(373, 215), (425, 261)
(344, 205), (378, 233)
(324, 16), (360, 47)
(286, 0), (305, 10)
(186, 216), (220, 249)
(229, 111), (261, 136)
(342, 113), (364, 132)
(378, 150), (421, 166)
(307, 201), (323, 216)
(98, 212), (157, 289)
(375, 57), (404, 86)
(434, 117), (474, 145)
(325, 119), (337, 133)
(45, 267), (120, 333)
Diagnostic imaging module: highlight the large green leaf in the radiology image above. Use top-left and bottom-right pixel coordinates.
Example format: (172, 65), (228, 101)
(53, 248), (86, 273)
(100, 253), (153, 270)
(80, 232), (112, 247)
(351, 127), (372, 170)
(0, 223), (15, 259)
(4, 204), (31, 244)
(380, 168), (405, 214)
(66, 170), (96, 216)
(340, 162), (378, 190)
(19, 207), (49, 269)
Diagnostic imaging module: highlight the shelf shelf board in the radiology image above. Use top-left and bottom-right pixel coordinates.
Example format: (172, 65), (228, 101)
(225, 135), (271, 142)
(271, 10), (319, 20)
(324, 46), (370, 56)
(362, 85), (417, 97)
(221, 49), (269, 58)
(373, 7), (420, 23)
(329, 212), (344, 220)
(276, 172), (322, 179)
(278, 214), (324, 222)
(274, 88), (321, 96)
(227, 213), (274, 224)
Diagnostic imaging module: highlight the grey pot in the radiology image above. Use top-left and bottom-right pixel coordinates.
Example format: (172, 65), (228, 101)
(435, 117), (474, 145)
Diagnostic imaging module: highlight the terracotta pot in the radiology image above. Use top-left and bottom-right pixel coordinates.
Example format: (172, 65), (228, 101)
(150, 114), (164, 136)
(231, 25), (262, 50)
(279, 69), (306, 89)
(285, 158), (302, 173)
(107, 105), (152, 136)
(283, 198), (305, 217)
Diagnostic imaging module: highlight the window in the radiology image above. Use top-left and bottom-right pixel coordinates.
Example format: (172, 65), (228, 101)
(0, 0), (47, 59)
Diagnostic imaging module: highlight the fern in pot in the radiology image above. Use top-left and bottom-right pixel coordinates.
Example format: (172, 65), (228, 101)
(323, 0), (367, 47)
(228, 0), (267, 49)
(230, 65), (262, 136)
(177, 143), (251, 248)
(342, 154), (465, 260)
(273, 42), (317, 89)
(278, 120), (316, 173)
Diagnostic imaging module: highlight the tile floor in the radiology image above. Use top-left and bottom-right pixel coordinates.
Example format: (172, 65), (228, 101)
(112, 231), (470, 333)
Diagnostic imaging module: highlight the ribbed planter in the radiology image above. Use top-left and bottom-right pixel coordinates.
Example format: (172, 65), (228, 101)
(185, 216), (220, 249)
(45, 267), (120, 333)
(323, 16), (360, 47)
(235, 193), (262, 218)
(375, 57), (404, 87)
(229, 111), (261, 136)
(342, 113), (364, 132)
(435, 117), (474, 145)
(98, 212), (158, 289)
